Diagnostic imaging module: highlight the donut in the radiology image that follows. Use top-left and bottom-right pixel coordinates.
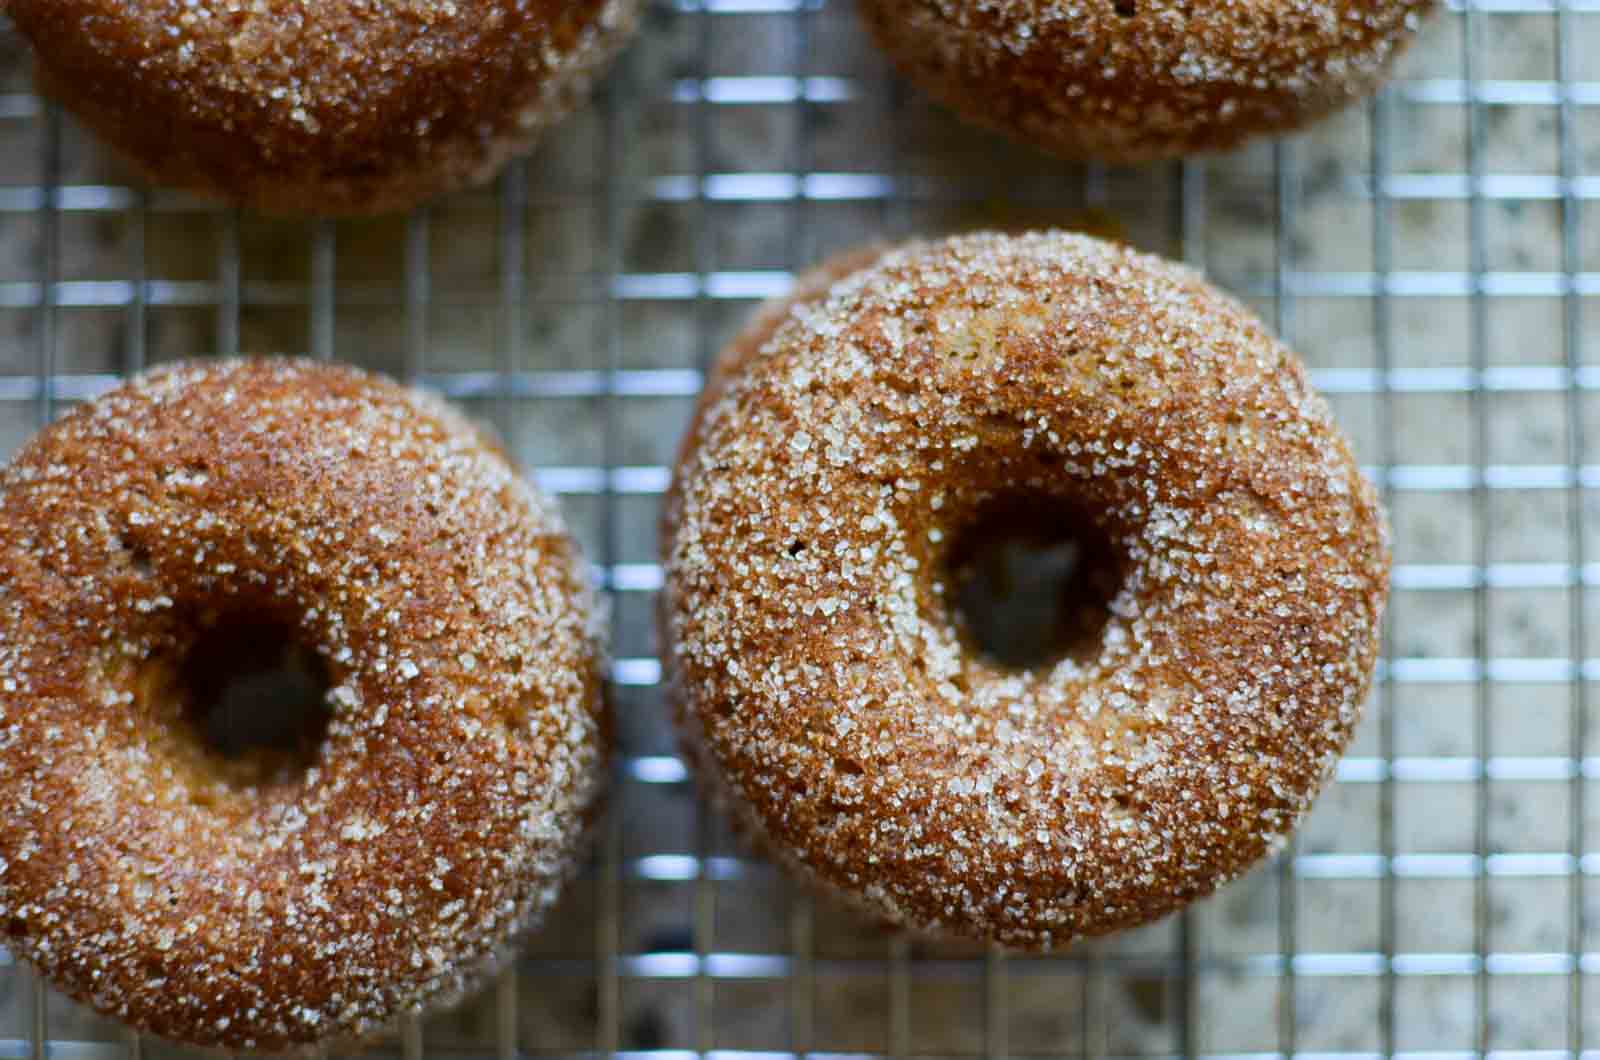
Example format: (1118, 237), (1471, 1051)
(6, 0), (640, 215)
(662, 231), (1389, 948)
(0, 359), (607, 1049)
(858, 0), (1433, 161)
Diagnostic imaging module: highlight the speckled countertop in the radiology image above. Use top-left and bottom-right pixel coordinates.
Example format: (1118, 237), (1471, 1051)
(1, 0), (1599, 1055)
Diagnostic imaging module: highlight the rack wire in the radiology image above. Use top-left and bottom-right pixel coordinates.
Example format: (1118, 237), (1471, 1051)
(1, 0), (1597, 1055)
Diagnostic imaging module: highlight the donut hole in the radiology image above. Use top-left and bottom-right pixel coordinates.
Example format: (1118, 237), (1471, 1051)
(945, 494), (1124, 671)
(174, 612), (332, 788)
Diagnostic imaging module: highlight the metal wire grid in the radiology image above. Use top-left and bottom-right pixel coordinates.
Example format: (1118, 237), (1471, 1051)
(1, 0), (1598, 1055)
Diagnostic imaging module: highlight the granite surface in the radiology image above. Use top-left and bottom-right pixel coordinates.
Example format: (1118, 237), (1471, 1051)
(1, 0), (1599, 1054)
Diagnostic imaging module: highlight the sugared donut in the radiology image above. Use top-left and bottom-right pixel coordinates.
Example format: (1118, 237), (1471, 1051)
(0, 359), (607, 1049)
(6, 0), (639, 214)
(662, 231), (1388, 948)
(858, 0), (1433, 161)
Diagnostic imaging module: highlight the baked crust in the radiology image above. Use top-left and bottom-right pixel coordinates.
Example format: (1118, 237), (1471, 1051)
(0, 359), (607, 1049)
(8, 0), (640, 214)
(662, 231), (1389, 948)
(859, 0), (1434, 160)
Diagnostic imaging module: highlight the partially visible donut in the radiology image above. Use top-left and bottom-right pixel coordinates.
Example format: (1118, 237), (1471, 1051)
(662, 231), (1389, 948)
(0, 359), (607, 1049)
(7, 0), (640, 214)
(858, 0), (1433, 161)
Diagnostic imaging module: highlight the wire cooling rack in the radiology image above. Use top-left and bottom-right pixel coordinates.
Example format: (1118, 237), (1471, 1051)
(2, 0), (1599, 1056)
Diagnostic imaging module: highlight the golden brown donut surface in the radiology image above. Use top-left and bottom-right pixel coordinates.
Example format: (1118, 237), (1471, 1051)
(0, 359), (607, 1050)
(7, 0), (639, 214)
(859, 0), (1433, 160)
(663, 231), (1389, 948)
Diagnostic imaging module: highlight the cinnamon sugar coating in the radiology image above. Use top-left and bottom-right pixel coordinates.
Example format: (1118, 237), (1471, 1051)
(858, 0), (1433, 160)
(8, 0), (639, 214)
(663, 232), (1389, 948)
(0, 359), (607, 1049)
